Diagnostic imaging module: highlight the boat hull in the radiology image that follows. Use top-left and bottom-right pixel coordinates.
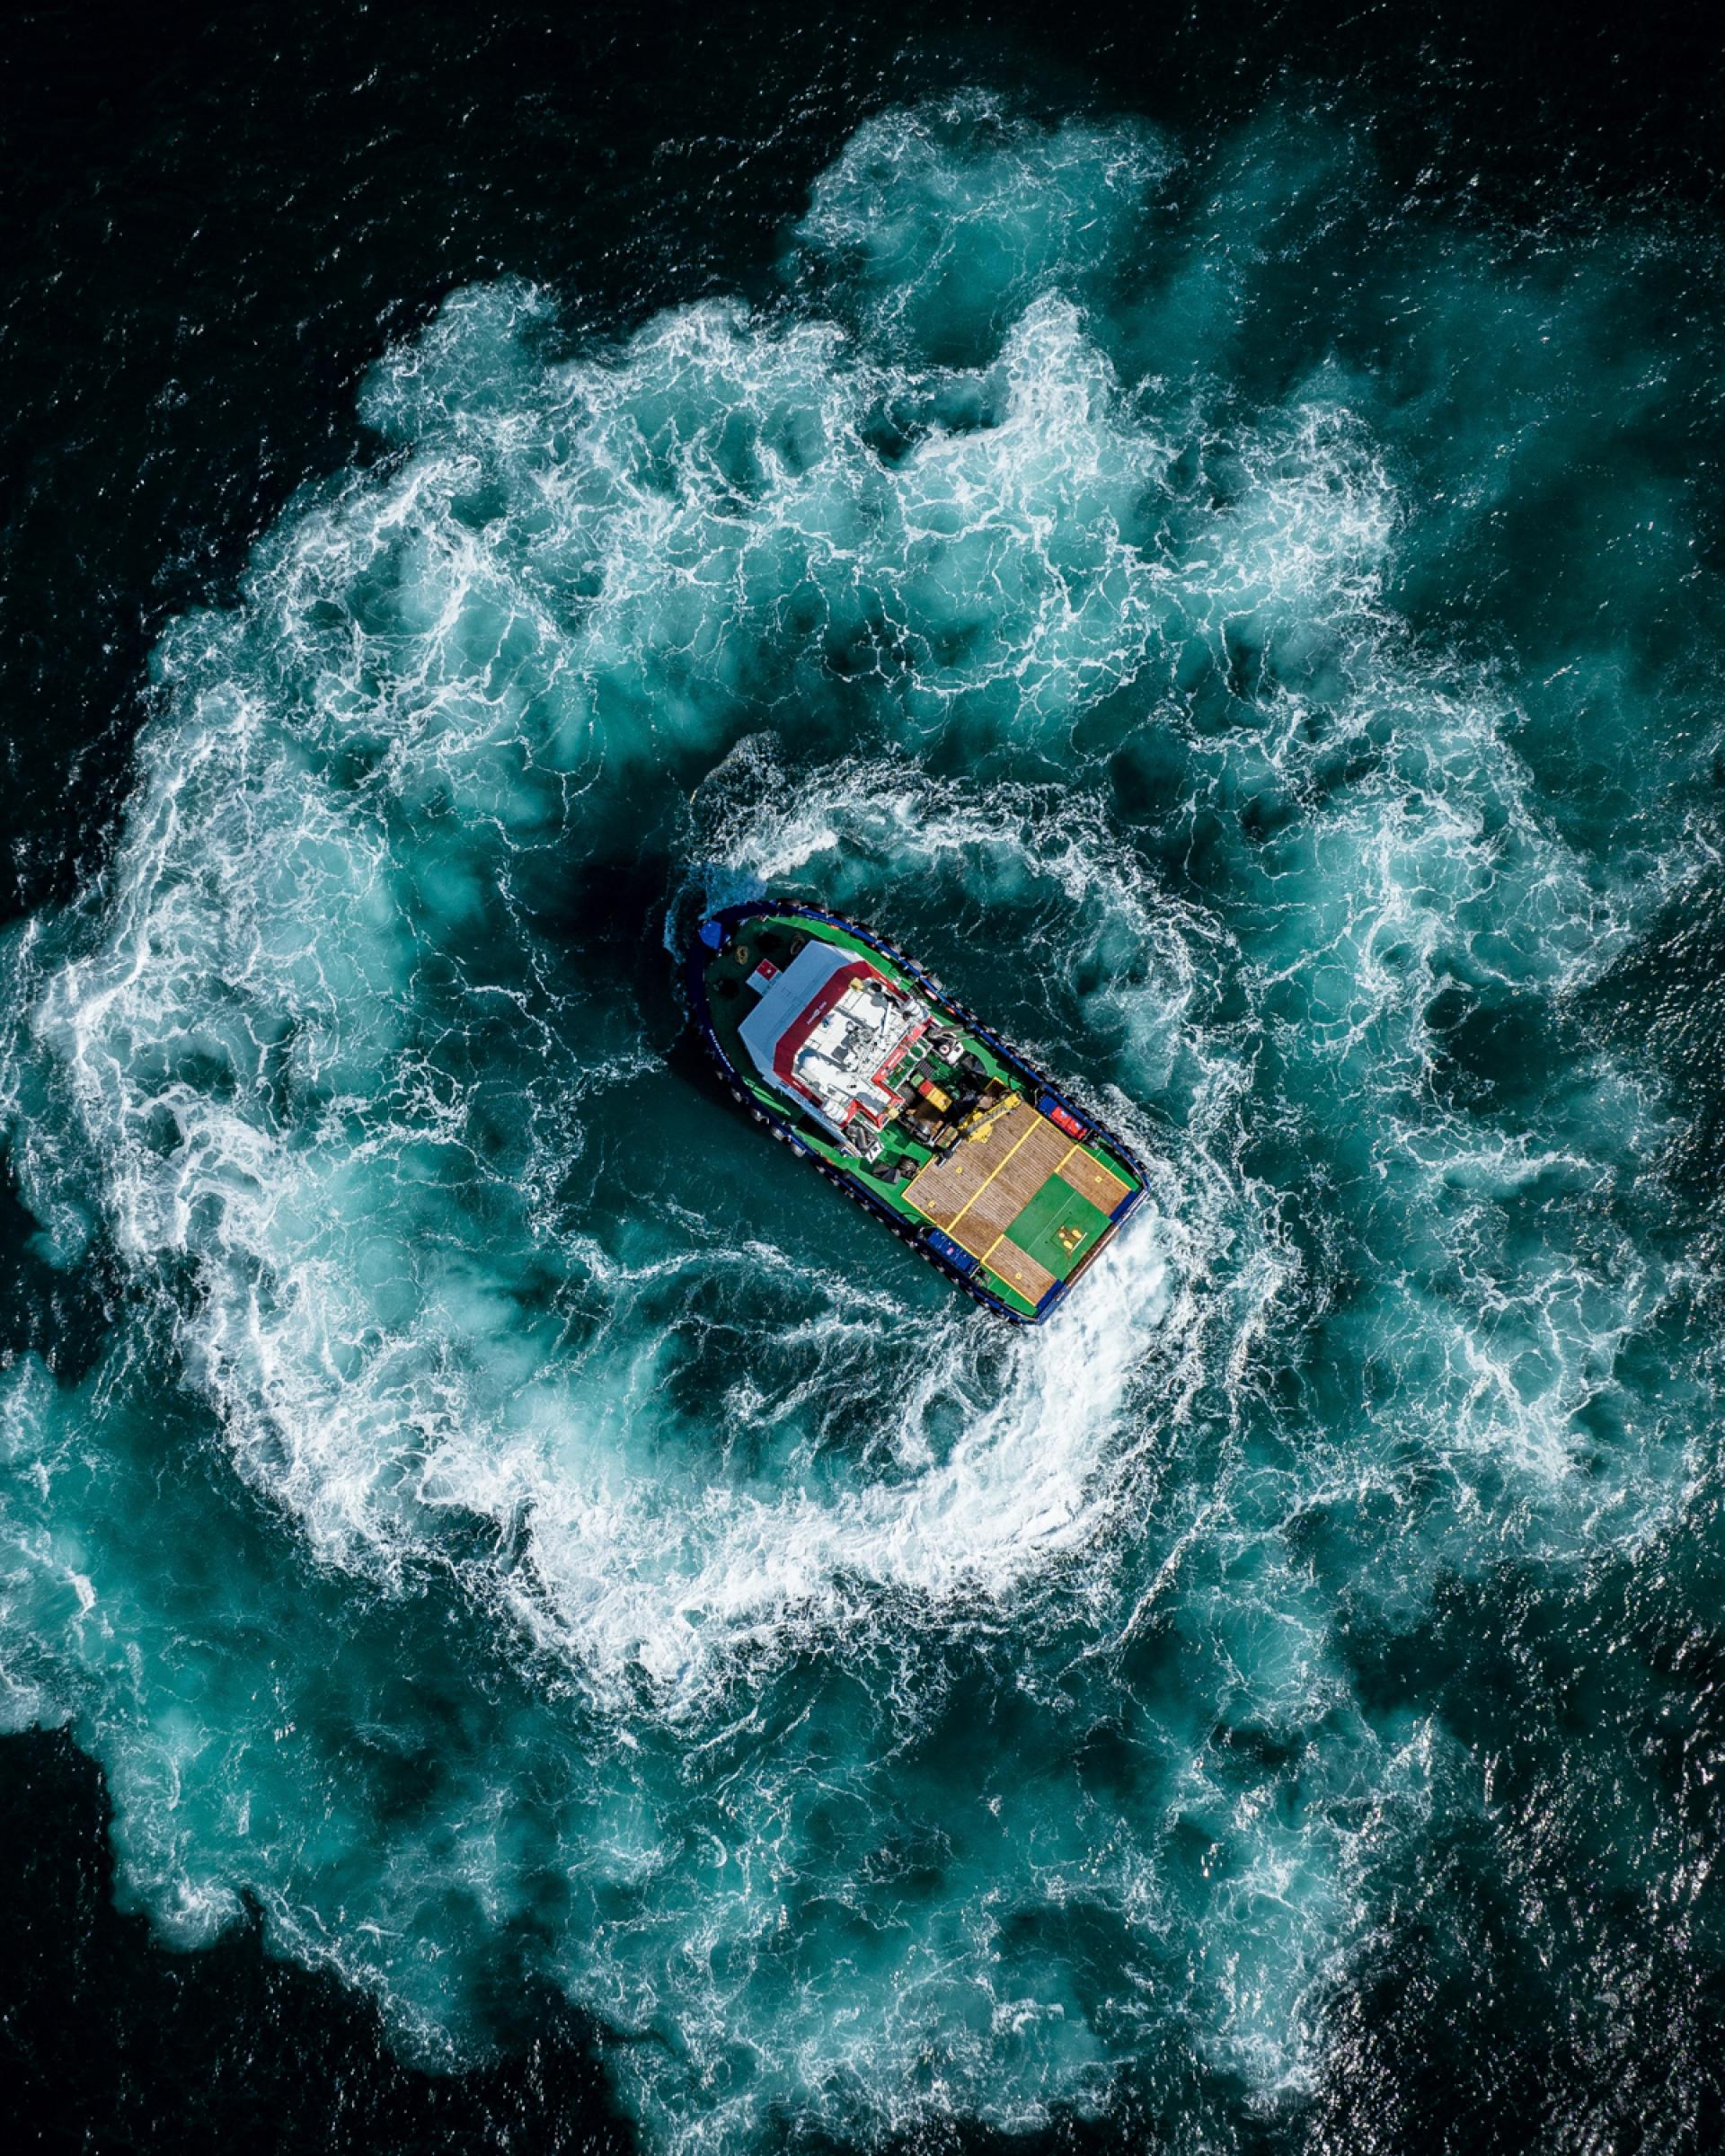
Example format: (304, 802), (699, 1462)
(686, 898), (1147, 1323)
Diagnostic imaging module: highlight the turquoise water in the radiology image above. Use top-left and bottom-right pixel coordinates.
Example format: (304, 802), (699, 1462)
(4, 92), (1725, 2152)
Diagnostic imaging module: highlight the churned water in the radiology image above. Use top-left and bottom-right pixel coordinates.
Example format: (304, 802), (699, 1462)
(5, 55), (1725, 2156)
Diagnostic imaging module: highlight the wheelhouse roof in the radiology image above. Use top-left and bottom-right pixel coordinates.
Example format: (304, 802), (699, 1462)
(736, 937), (899, 1098)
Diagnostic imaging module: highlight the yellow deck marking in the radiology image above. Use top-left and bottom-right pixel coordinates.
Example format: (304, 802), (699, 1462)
(1057, 1146), (1133, 1213)
(903, 1110), (1022, 1223)
(942, 1118), (1046, 1240)
(981, 1240), (1058, 1307)
(967, 1141), (1080, 1268)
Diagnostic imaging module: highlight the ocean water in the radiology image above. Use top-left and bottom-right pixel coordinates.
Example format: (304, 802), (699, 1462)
(5, 28), (1725, 2156)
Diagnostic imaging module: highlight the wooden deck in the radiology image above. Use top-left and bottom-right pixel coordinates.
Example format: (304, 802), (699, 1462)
(982, 1239), (1057, 1307)
(901, 1103), (1129, 1302)
(1057, 1150), (1133, 1215)
(905, 1104), (1114, 1312)
(906, 1104), (1057, 1239)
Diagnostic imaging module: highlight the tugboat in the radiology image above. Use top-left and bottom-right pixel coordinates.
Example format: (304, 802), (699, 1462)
(687, 898), (1147, 1323)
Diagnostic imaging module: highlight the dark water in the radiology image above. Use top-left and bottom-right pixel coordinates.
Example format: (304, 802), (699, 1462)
(6, 4), (1725, 2152)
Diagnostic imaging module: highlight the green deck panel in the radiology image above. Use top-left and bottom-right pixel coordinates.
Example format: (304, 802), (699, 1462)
(1004, 1175), (1113, 1280)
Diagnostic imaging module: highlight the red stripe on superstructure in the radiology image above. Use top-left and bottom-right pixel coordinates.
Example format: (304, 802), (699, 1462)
(770, 959), (880, 1086)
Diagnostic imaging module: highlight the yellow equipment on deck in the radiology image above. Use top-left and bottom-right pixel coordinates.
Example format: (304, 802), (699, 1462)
(957, 1088), (1022, 1144)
